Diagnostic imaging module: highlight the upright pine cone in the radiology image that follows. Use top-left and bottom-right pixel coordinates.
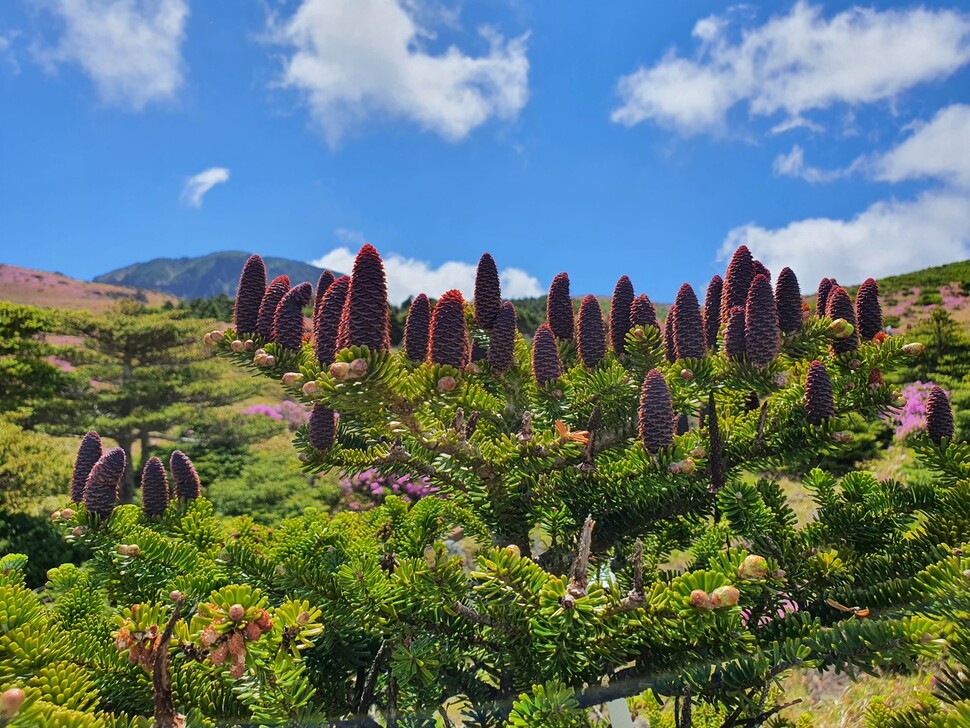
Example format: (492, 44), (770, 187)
(775, 267), (802, 334)
(638, 369), (674, 454)
(610, 276), (635, 355)
(274, 282), (312, 351)
(751, 259), (770, 281)
(744, 274), (780, 368)
(308, 405), (337, 450)
(83, 448), (126, 519)
(429, 290), (470, 369)
(826, 286), (858, 354)
(925, 386), (954, 444)
(70, 431), (102, 503)
(855, 278), (883, 341)
(169, 451), (201, 500)
(721, 245), (754, 322)
(140, 456), (169, 518)
(474, 253), (502, 330)
(630, 294), (658, 329)
(546, 273), (574, 341)
(336, 244), (390, 352)
(804, 361), (835, 425)
(233, 255), (266, 336)
(257, 276), (290, 342)
(672, 283), (706, 360)
(312, 269), (336, 325)
(816, 278), (835, 318)
(314, 276), (350, 367)
(724, 306), (746, 361)
(577, 294), (606, 368)
(404, 293), (432, 362)
(663, 304), (677, 363)
(532, 324), (562, 385)
(703, 275), (723, 350)
(488, 302), (518, 372)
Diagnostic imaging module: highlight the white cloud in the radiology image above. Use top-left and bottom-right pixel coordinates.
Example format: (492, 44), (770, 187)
(268, 0), (529, 145)
(873, 104), (970, 189)
(310, 244), (543, 305)
(720, 189), (970, 287)
(612, 2), (970, 134)
(772, 144), (862, 183)
(37, 0), (188, 110)
(180, 167), (230, 208)
(0, 32), (18, 74)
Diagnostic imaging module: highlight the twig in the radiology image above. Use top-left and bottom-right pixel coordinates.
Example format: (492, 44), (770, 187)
(153, 597), (183, 728)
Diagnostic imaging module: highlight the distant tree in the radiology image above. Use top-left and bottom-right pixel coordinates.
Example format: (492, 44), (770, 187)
(43, 301), (257, 502)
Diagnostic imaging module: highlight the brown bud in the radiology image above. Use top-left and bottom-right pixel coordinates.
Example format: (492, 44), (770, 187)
(0, 688), (25, 718)
(51, 510), (62, 522)
(169, 590), (184, 603)
(297, 611), (311, 626)
(231, 339), (245, 352)
(438, 375), (457, 393)
(329, 361), (350, 380)
(902, 342), (925, 357)
(709, 585), (740, 608)
(349, 358), (369, 378)
(680, 368), (694, 381)
(61, 508), (75, 519)
(282, 372), (304, 387)
(72, 526), (86, 538)
(738, 555), (768, 580)
(228, 604), (245, 622)
(690, 589), (713, 610)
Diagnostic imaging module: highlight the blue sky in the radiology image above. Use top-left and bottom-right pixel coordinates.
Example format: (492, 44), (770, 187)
(1, 0), (969, 304)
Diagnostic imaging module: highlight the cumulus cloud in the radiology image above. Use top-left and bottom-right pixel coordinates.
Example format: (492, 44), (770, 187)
(267, 0), (529, 145)
(181, 167), (230, 208)
(720, 189), (970, 288)
(35, 0), (188, 110)
(772, 144), (864, 183)
(612, 2), (970, 134)
(310, 243), (543, 305)
(873, 104), (970, 189)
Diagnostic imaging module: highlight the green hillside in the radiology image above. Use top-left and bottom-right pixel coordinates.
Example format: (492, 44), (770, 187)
(93, 251), (339, 299)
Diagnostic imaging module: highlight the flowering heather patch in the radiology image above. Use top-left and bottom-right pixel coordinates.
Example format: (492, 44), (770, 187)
(339, 468), (437, 511)
(45, 356), (76, 372)
(244, 401), (309, 430)
(889, 381), (941, 441)
(546, 273), (574, 341)
(244, 404), (283, 421)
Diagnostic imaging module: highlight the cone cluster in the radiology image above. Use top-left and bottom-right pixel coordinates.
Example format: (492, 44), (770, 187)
(429, 290), (470, 370)
(71, 431), (103, 503)
(577, 295), (606, 368)
(233, 255), (267, 336)
(531, 324), (562, 385)
(474, 253), (502, 330)
(546, 273), (574, 341)
(274, 282), (312, 351)
(404, 294), (432, 363)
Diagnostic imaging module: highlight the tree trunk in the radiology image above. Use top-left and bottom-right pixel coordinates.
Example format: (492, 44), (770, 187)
(139, 430), (152, 478)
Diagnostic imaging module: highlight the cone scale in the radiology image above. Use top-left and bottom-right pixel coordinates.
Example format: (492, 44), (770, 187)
(428, 290), (470, 370)
(234, 255), (267, 337)
(577, 294), (606, 369)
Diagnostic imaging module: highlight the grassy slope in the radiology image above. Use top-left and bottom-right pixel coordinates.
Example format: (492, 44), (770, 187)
(0, 263), (176, 312)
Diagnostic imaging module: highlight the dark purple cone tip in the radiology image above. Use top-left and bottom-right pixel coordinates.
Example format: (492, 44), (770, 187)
(314, 276), (350, 367)
(744, 274), (780, 368)
(488, 302), (517, 373)
(170, 450), (201, 500)
(474, 253), (502, 330)
(724, 306), (746, 361)
(141, 456), (169, 519)
(610, 276), (635, 355)
(672, 283), (706, 360)
(775, 267), (802, 334)
(312, 269), (336, 323)
(546, 273), (574, 341)
(804, 360), (835, 425)
(663, 304), (677, 363)
(577, 294), (606, 369)
(532, 324), (563, 385)
(404, 293), (432, 362)
(926, 386), (954, 444)
(429, 290), (470, 369)
(826, 285), (858, 354)
(638, 369), (675, 454)
(856, 278), (883, 341)
(704, 275), (723, 350)
(816, 278), (835, 318)
(257, 275), (290, 342)
(274, 282), (312, 351)
(721, 245), (753, 323)
(337, 244), (390, 352)
(70, 431), (102, 503)
(309, 405), (337, 450)
(630, 294), (659, 329)
(234, 255), (267, 337)
(751, 260), (770, 282)
(83, 447), (126, 519)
